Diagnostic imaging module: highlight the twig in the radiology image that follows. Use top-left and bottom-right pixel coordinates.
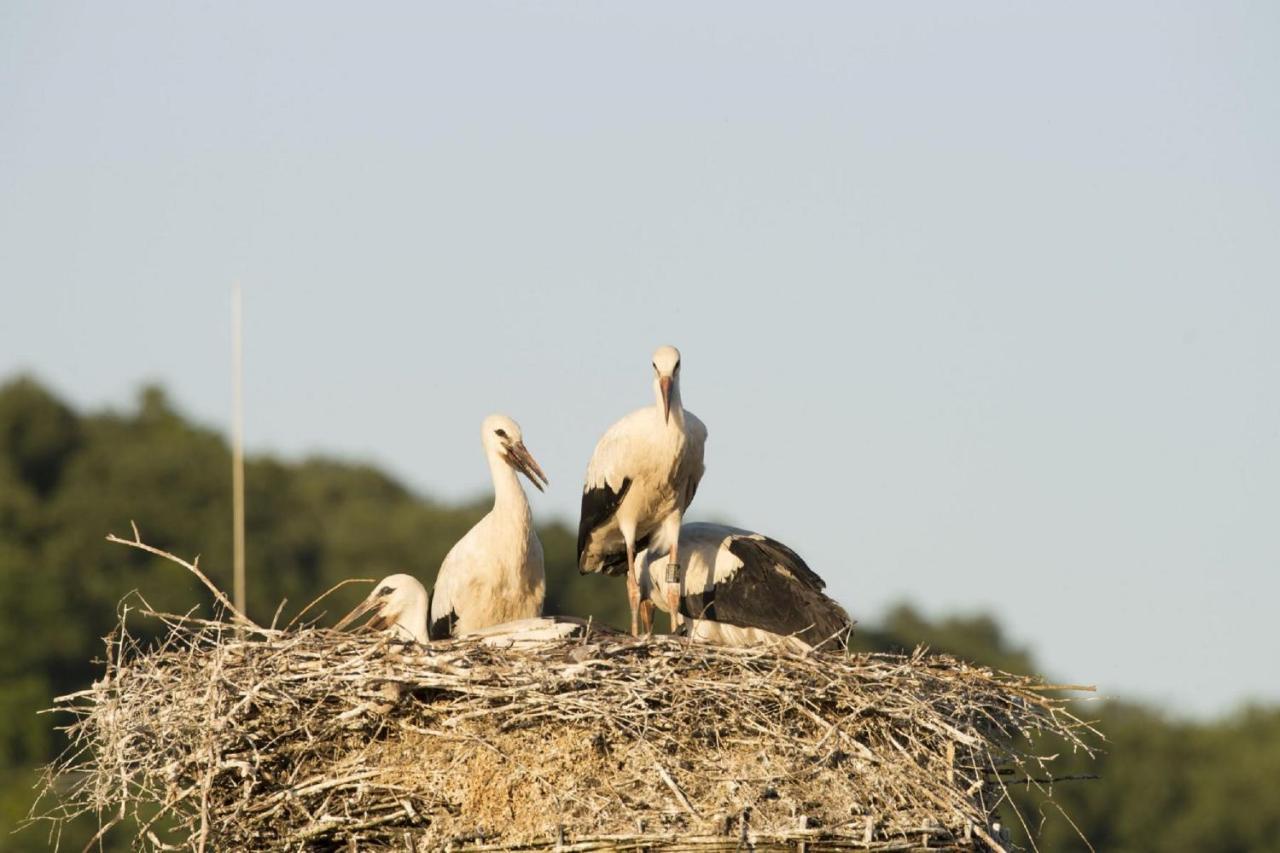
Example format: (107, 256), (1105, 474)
(287, 577), (375, 630)
(972, 822), (1009, 853)
(1003, 774), (1099, 785)
(655, 762), (702, 821)
(105, 525), (258, 628)
(1049, 800), (1096, 853)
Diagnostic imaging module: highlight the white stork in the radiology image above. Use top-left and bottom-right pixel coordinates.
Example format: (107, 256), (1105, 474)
(577, 345), (707, 636)
(428, 414), (549, 639)
(334, 573), (430, 644)
(635, 522), (853, 651)
(335, 575), (603, 645)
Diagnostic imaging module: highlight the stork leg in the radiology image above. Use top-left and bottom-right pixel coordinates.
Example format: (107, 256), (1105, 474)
(625, 539), (640, 637)
(662, 514), (683, 635)
(666, 536), (682, 634)
(632, 542), (656, 635)
(639, 598), (656, 635)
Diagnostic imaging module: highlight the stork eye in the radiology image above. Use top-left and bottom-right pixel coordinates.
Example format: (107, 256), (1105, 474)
(377, 586), (393, 597)
(494, 428), (508, 439)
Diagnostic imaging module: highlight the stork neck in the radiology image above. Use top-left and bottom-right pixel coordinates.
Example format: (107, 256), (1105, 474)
(487, 451), (531, 520)
(654, 377), (685, 425)
(401, 598), (429, 645)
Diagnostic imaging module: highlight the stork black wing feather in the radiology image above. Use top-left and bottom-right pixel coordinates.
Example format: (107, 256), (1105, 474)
(681, 535), (851, 647)
(743, 534), (827, 591)
(428, 608), (457, 641)
(592, 532), (650, 576)
(576, 477), (632, 572)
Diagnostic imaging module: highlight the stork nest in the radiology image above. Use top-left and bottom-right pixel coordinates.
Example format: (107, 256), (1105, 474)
(33, 603), (1098, 852)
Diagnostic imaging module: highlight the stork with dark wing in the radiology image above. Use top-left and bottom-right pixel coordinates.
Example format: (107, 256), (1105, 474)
(577, 346), (707, 636)
(636, 522), (853, 650)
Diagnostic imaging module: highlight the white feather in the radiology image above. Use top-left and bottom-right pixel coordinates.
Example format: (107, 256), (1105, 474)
(430, 415), (546, 637)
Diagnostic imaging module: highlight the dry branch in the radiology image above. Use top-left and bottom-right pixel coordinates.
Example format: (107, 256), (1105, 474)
(105, 524), (257, 628)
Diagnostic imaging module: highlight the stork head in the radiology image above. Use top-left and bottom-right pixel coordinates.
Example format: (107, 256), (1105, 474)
(651, 345), (682, 422)
(334, 573), (429, 644)
(482, 413), (549, 492)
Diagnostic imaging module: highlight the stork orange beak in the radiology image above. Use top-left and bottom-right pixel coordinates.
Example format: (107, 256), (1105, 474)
(506, 441), (549, 492)
(334, 595), (378, 632)
(659, 376), (672, 423)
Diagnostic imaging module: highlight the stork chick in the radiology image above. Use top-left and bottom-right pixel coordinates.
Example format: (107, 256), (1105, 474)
(336, 573), (596, 646)
(334, 573), (429, 644)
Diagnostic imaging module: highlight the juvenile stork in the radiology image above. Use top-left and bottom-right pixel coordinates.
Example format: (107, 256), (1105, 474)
(578, 345), (707, 636)
(635, 522), (852, 651)
(429, 414), (549, 639)
(336, 574), (599, 644)
(334, 573), (429, 644)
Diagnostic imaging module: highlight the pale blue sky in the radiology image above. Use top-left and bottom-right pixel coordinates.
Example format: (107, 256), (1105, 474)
(2, 2), (1277, 715)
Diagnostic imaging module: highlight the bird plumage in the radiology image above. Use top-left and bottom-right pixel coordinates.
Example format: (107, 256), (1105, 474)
(333, 573), (430, 645)
(430, 507), (545, 638)
(636, 522), (853, 650)
(576, 477), (633, 576)
(576, 346), (707, 635)
(577, 406), (707, 573)
(335, 576), (604, 646)
(429, 414), (548, 639)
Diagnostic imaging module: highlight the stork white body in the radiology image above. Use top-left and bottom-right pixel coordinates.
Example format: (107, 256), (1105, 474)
(577, 346), (707, 635)
(466, 615), (617, 647)
(429, 415), (549, 639)
(636, 522), (853, 652)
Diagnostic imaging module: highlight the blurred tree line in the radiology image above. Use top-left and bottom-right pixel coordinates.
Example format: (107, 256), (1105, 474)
(1, 376), (1276, 851)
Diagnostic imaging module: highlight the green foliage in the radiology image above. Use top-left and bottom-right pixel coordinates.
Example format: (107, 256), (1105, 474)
(1032, 703), (1280, 853)
(0, 376), (81, 498)
(850, 602), (1038, 676)
(0, 375), (1277, 851)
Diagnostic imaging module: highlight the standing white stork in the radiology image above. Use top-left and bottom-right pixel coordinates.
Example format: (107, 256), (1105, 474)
(635, 522), (853, 651)
(429, 414), (549, 639)
(577, 345), (707, 636)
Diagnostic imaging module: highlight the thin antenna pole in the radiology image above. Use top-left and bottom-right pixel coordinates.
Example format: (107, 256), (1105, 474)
(231, 282), (247, 616)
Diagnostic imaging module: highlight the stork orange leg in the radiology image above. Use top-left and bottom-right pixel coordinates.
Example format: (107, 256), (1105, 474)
(639, 598), (656, 635)
(666, 538), (682, 635)
(625, 541), (640, 637)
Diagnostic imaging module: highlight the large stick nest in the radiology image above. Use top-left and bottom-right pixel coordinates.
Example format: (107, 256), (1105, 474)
(35, 604), (1097, 852)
